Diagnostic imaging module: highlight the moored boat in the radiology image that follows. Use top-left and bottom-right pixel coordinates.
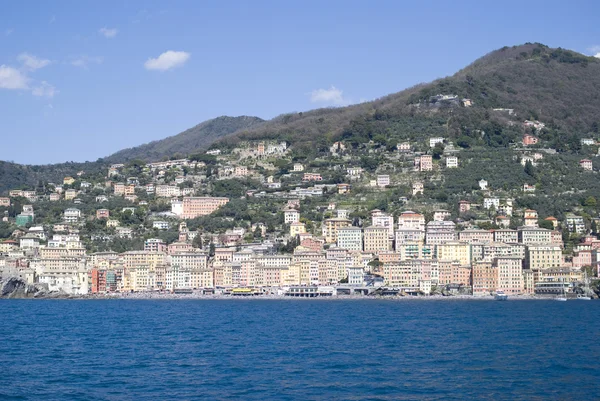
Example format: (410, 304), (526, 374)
(494, 290), (508, 301)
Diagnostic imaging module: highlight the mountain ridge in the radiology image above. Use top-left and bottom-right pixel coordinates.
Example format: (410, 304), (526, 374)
(103, 115), (266, 163)
(2, 43), (600, 193)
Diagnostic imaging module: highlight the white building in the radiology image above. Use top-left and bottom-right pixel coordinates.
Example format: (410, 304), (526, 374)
(483, 197), (500, 210)
(429, 137), (445, 148)
(479, 179), (488, 190)
(412, 182), (424, 195)
(376, 175), (390, 188)
(63, 208), (81, 223)
(446, 156), (458, 168)
(337, 227), (363, 251)
(153, 221), (170, 230)
(284, 209), (300, 224)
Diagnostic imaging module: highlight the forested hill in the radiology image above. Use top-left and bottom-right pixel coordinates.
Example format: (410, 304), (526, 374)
(2, 43), (600, 193)
(103, 115), (265, 163)
(215, 43), (600, 157)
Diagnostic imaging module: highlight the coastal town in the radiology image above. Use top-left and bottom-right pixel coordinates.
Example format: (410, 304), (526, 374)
(1, 130), (599, 299)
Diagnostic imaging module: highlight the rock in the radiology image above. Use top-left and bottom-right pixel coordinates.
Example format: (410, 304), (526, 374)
(1, 277), (50, 299)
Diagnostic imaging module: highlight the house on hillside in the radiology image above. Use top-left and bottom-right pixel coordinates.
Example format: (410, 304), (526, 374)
(580, 159), (593, 171)
(523, 134), (539, 146)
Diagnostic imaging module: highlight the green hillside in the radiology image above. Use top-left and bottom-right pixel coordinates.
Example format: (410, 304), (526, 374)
(103, 115), (265, 163)
(215, 43), (600, 157)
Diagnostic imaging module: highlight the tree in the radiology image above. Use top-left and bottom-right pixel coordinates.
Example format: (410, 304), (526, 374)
(432, 143), (445, 159)
(524, 161), (536, 178)
(538, 219), (554, 230)
(584, 196), (597, 208)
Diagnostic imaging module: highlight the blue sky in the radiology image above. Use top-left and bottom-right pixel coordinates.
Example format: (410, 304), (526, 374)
(1, 0), (598, 164)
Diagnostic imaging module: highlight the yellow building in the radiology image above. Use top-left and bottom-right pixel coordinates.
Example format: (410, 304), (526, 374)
(290, 222), (306, 237)
(526, 245), (563, 270)
(363, 226), (391, 253)
(322, 218), (351, 243)
(63, 177), (75, 185)
(435, 241), (471, 266)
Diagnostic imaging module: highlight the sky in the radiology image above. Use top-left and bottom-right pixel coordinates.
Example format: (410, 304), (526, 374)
(1, 0), (599, 165)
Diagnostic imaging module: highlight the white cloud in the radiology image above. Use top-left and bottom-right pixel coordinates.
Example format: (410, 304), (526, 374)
(0, 65), (29, 89)
(309, 85), (351, 106)
(17, 53), (51, 70)
(32, 81), (57, 98)
(144, 50), (190, 71)
(99, 27), (118, 38)
(70, 55), (103, 68)
(587, 46), (600, 58)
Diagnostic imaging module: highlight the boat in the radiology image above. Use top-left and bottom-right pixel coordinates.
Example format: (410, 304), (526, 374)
(494, 290), (508, 301)
(576, 294), (591, 300)
(555, 278), (567, 301)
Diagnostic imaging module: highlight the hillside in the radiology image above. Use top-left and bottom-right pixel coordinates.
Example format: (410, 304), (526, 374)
(215, 43), (600, 157)
(103, 115), (265, 163)
(3, 43), (600, 195)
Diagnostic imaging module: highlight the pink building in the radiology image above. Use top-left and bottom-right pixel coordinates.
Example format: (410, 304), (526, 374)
(523, 134), (539, 146)
(580, 159), (593, 171)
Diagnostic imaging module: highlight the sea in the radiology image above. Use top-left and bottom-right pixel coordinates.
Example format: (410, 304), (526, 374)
(0, 299), (598, 400)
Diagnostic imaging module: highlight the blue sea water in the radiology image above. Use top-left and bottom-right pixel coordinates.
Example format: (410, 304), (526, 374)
(0, 299), (599, 400)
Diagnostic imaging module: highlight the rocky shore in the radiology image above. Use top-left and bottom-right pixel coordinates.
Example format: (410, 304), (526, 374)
(0, 277), (77, 299)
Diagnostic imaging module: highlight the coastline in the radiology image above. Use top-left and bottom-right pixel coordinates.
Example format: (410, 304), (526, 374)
(24, 293), (562, 301)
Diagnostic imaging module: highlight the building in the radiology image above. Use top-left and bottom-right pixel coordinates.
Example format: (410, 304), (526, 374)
(371, 210), (394, 237)
(418, 155), (433, 171)
(322, 218), (352, 244)
(483, 197), (500, 210)
(63, 177), (75, 185)
(302, 173), (323, 182)
(363, 226), (391, 253)
(0, 197), (10, 207)
(429, 137), (444, 148)
(433, 210), (451, 222)
(565, 214), (586, 234)
(494, 257), (523, 294)
(526, 245), (563, 270)
(458, 200), (471, 213)
(284, 208), (300, 224)
(144, 238), (167, 253)
(412, 182), (424, 195)
(96, 209), (110, 219)
(446, 156), (458, 168)
(523, 134), (539, 146)
(398, 211), (426, 231)
(544, 217), (558, 229)
(397, 142), (411, 152)
(458, 229), (493, 244)
(181, 197), (229, 219)
(337, 227), (363, 251)
(436, 241), (471, 265)
(64, 189), (77, 200)
(63, 208), (81, 223)
(337, 183), (351, 194)
(524, 209), (539, 227)
(523, 184), (536, 193)
(290, 222), (306, 237)
(518, 227), (552, 245)
(293, 163), (304, 172)
(425, 221), (456, 245)
(472, 261), (497, 296)
(152, 221), (170, 230)
(376, 175), (390, 188)
(478, 179), (488, 190)
(580, 159), (593, 171)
